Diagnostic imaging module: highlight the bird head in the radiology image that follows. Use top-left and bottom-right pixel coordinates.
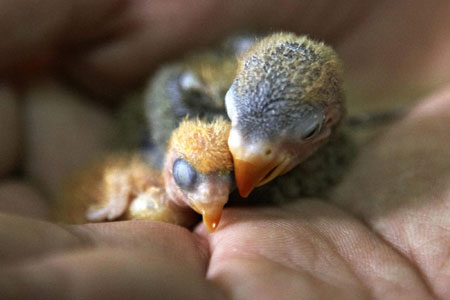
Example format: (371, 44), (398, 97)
(163, 118), (234, 232)
(172, 52), (237, 117)
(225, 33), (344, 197)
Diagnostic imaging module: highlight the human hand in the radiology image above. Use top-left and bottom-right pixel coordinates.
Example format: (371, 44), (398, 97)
(1, 0), (449, 100)
(3, 89), (450, 300)
(1, 0), (450, 299)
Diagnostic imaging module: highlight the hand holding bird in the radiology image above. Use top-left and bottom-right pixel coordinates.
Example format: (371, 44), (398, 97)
(2, 1), (450, 299)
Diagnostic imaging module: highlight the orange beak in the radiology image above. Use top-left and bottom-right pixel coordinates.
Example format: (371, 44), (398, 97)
(188, 175), (231, 233)
(228, 128), (293, 198)
(234, 159), (277, 198)
(202, 208), (223, 233)
(191, 202), (224, 233)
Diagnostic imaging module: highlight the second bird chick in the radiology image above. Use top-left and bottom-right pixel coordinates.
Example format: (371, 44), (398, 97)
(116, 35), (255, 168)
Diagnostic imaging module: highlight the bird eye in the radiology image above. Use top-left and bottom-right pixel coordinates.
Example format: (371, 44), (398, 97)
(302, 121), (322, 140)
(178, 71), (210, 108)
(173, 159), (198, 190)
(178, 72), (203, 91)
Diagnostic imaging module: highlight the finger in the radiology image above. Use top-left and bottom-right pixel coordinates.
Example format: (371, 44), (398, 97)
(65, 0), (369, 94)
(23, 79), (114, 196)
(0, 180), (49, 220)
(0, 213), (86, 265)
(0, 218), (219, 299)
(0, 213), (209, 271)
(0, 84), (20, 177)
(73, 220), (210, 273)
(0, 0), (125, 73)
(1, 247), (225, 300)
(198, 201), (433, 299)
(333, 85), (450, 298)
(338, 0), (450, 112)
(64, 0), (238, 94)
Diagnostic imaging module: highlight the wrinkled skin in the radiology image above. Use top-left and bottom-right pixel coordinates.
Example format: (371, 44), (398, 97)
(1, 0), (450, 299)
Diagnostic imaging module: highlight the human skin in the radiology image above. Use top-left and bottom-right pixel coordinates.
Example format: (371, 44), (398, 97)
(1, 1), (450, 299)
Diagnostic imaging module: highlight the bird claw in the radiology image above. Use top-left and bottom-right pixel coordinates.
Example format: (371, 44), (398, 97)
(85, 169), (131, 222)
(85, 206), (110, 222)
(127, 187), (164, 219)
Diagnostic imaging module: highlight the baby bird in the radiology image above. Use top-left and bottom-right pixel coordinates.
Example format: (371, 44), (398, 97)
(56, 118), (234, 232)
(225, 33), (346, 197)
(115, 35), (255, 168)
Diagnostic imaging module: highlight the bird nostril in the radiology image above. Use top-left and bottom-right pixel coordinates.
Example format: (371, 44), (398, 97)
(265, 149), (272, 156)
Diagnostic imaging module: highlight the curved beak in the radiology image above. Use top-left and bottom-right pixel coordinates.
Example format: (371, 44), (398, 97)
(233, 156), (289, 198)
(189, 176), (232, 233)
(191, 202), (224, 232)
(228, 129), (294, 198)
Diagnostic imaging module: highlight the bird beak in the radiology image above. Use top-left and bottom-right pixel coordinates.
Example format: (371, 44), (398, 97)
(191, 202), (224, 233)
(228, 124), (330, 197)
(228, 128), (289, 197)
(189, 177), (231, 232)
(233, 156), (289, 198)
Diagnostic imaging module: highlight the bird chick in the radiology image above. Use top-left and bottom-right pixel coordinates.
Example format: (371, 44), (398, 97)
(56, 119), (234, 232)
(140, 46), (238, 168)
(115, 35), (255, 169)
(163, 118), (234, 231)
(225, 33), (344, 197)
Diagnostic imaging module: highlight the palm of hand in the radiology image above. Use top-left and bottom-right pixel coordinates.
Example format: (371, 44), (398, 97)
(2, 92), (449, 299)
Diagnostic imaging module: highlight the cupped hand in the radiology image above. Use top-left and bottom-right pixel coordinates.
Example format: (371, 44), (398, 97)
(1, 1), (450, 299)
(3, 90), (450, 299)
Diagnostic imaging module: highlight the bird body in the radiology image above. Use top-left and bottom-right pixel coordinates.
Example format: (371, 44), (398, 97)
(57, 119), (234, 232)
(238, 128), (356, 204)
(114, 34), (257, 167)
(226, 33), (402, 201)
(118, 39), (245, 168)
(226, 33), (347, 198)
(56, 154), (196, 226)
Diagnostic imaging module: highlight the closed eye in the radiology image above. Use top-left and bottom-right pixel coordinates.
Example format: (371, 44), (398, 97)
(302, 122), (322, 140)
(173, 159), (198, 190)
